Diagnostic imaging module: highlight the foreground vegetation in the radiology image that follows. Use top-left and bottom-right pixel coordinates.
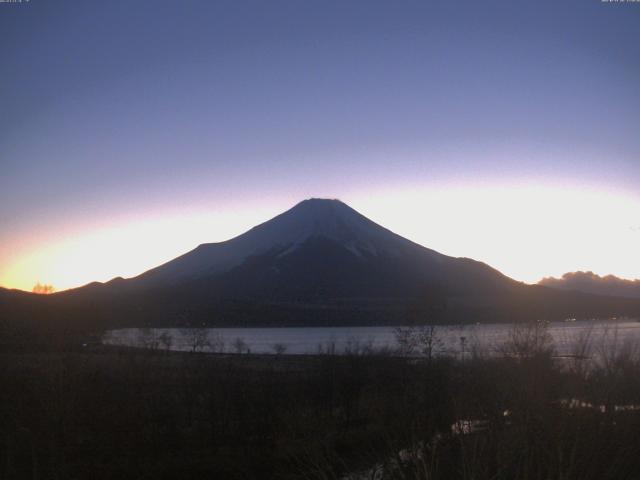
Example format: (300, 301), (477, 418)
(2, 324), (640, 479)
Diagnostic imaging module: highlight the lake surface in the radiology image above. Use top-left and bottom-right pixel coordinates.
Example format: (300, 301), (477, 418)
(103, 319), (640, 356)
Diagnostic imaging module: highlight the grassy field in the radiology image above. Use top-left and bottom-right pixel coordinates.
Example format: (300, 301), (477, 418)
(3, 325), (640, 479)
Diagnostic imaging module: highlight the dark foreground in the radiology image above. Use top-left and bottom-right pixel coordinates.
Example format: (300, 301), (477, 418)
(3, 335), (640, 479)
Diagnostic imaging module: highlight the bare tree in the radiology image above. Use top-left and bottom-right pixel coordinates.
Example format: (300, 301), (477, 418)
(394, 326), (418, 356)
(344, 336), (375, 356)
(181, 328), (211, 353)
(317, 337), (337, 355)
(272, 343), (287, 355)
(567, 324), (594, 377)
(32, 282), (55, 294)
(209, 332), (225, 353)
(394, 325), (442, 361)
(499, 321), (554, 359)
(159, 331), (173, 351)
(138, 328), (159, 351)
(232, 337), (248, 354)
(416, 324), (443, 362)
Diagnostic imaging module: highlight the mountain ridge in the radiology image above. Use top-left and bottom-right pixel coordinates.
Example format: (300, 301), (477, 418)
(133, 198), (448, 288)
(3, 198), (639, 329)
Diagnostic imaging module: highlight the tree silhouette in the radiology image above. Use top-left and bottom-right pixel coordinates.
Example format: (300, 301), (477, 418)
(32, 282), (55, 294)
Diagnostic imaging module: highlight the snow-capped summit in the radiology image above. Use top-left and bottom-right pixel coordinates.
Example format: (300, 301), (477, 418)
(11, 198), (637, 328)
(134, 198), (441, 287)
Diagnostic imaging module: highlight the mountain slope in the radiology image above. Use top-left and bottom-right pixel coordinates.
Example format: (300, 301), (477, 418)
(133, 198), (514, 294)
(134, 198), (447, 287)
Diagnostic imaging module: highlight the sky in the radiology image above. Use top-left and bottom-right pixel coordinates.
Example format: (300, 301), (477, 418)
(1, 0), (639, 292)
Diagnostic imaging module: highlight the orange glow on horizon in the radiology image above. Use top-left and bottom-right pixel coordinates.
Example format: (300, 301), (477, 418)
(1, 184), (639, 292)
(0, 206), (282, 292)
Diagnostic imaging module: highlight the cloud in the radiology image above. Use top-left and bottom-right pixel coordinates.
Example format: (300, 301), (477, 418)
(539, 271), (640, 299)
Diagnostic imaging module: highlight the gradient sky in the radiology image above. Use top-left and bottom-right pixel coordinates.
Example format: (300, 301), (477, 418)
(1, 0), (639, 292)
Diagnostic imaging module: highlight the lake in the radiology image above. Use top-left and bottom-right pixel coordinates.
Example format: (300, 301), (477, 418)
(102, 318), (640, 356)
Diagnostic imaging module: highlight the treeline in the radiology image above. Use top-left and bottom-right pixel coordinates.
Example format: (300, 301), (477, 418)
(3, 280), (640, 332)
(3, 324), (640, 479)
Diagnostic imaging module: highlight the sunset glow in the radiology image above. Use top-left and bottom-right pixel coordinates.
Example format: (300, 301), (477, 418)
(2, 0), (639, 292)
(2, 182), (638, 292)
(4, 2), (640, 477)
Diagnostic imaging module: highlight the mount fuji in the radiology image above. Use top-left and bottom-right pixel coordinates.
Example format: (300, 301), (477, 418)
(132, 198), (514, 295)
(5, 199), (640, 328)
